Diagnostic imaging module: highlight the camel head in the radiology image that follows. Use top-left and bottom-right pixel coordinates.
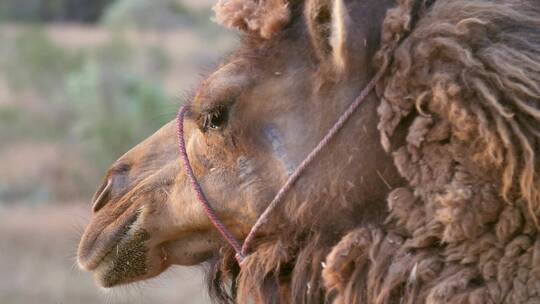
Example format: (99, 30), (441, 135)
(78, 0), (400, 289)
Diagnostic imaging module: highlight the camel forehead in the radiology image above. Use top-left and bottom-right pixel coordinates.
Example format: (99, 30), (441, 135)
(203, 63), (251, 96)
(191, 34), (312, 114)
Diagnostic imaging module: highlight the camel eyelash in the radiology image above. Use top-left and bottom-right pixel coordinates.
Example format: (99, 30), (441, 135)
(199, 105), (229, 132)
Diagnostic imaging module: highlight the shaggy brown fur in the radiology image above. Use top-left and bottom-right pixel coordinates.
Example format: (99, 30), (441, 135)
(326, 0), (540, 303)
(210, 0), (540, 303)
(214, 0), (291, 39)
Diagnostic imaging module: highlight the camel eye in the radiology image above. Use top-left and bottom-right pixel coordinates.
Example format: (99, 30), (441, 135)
(202, 107), (228, 131)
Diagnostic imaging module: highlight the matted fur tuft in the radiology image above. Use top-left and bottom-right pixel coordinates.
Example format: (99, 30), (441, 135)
(213, 0), (291, 39)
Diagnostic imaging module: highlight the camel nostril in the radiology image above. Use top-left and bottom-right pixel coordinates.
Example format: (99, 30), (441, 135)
(92, 178), (112, 213)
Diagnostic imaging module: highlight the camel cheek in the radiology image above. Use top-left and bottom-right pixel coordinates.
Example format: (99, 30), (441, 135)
(263, 124), (295, 175)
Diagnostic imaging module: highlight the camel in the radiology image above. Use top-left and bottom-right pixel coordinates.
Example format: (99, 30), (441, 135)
(78, 0), (540, 303)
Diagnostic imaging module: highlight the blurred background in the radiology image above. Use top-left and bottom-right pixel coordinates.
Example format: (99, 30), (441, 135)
(0, 0), (236, 303)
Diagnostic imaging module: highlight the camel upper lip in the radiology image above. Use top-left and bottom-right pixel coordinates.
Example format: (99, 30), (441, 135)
(78, 210), (141, 271)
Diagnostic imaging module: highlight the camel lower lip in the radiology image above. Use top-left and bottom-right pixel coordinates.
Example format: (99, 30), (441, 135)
(78, 210), (141, 271)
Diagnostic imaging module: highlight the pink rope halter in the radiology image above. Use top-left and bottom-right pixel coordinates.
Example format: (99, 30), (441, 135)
(176, 62), (389, 265)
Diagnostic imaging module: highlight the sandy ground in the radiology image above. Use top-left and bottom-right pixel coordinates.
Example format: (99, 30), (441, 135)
(0, 204), (211, 304)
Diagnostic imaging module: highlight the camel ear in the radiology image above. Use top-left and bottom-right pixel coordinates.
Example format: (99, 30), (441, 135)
(213, 0), (291, 39)
(306, 0), (353, 72)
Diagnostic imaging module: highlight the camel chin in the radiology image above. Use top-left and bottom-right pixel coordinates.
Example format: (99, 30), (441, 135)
(77, 215), (168, 288)
(91, 230), (166, 288)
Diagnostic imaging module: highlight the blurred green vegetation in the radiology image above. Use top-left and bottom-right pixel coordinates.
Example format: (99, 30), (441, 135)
(67, 53), (170, 168)
(102, 0), (230, 38)
(0, 0), (113, 22)
(0, 1), (229, 303)
(103, 0), (192, 30)
(0, 27), (80, 142)
(0, 27), (83, 97)
(0, 0), (235, 204)
(0, 27), (174, 203)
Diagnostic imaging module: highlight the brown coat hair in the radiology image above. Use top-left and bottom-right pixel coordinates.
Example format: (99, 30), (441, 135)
(210, 0), (540, 303)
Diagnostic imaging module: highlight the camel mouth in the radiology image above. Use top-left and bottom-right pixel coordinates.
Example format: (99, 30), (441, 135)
(93, 228), (154, 288)
(78, 209), (142, 272)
